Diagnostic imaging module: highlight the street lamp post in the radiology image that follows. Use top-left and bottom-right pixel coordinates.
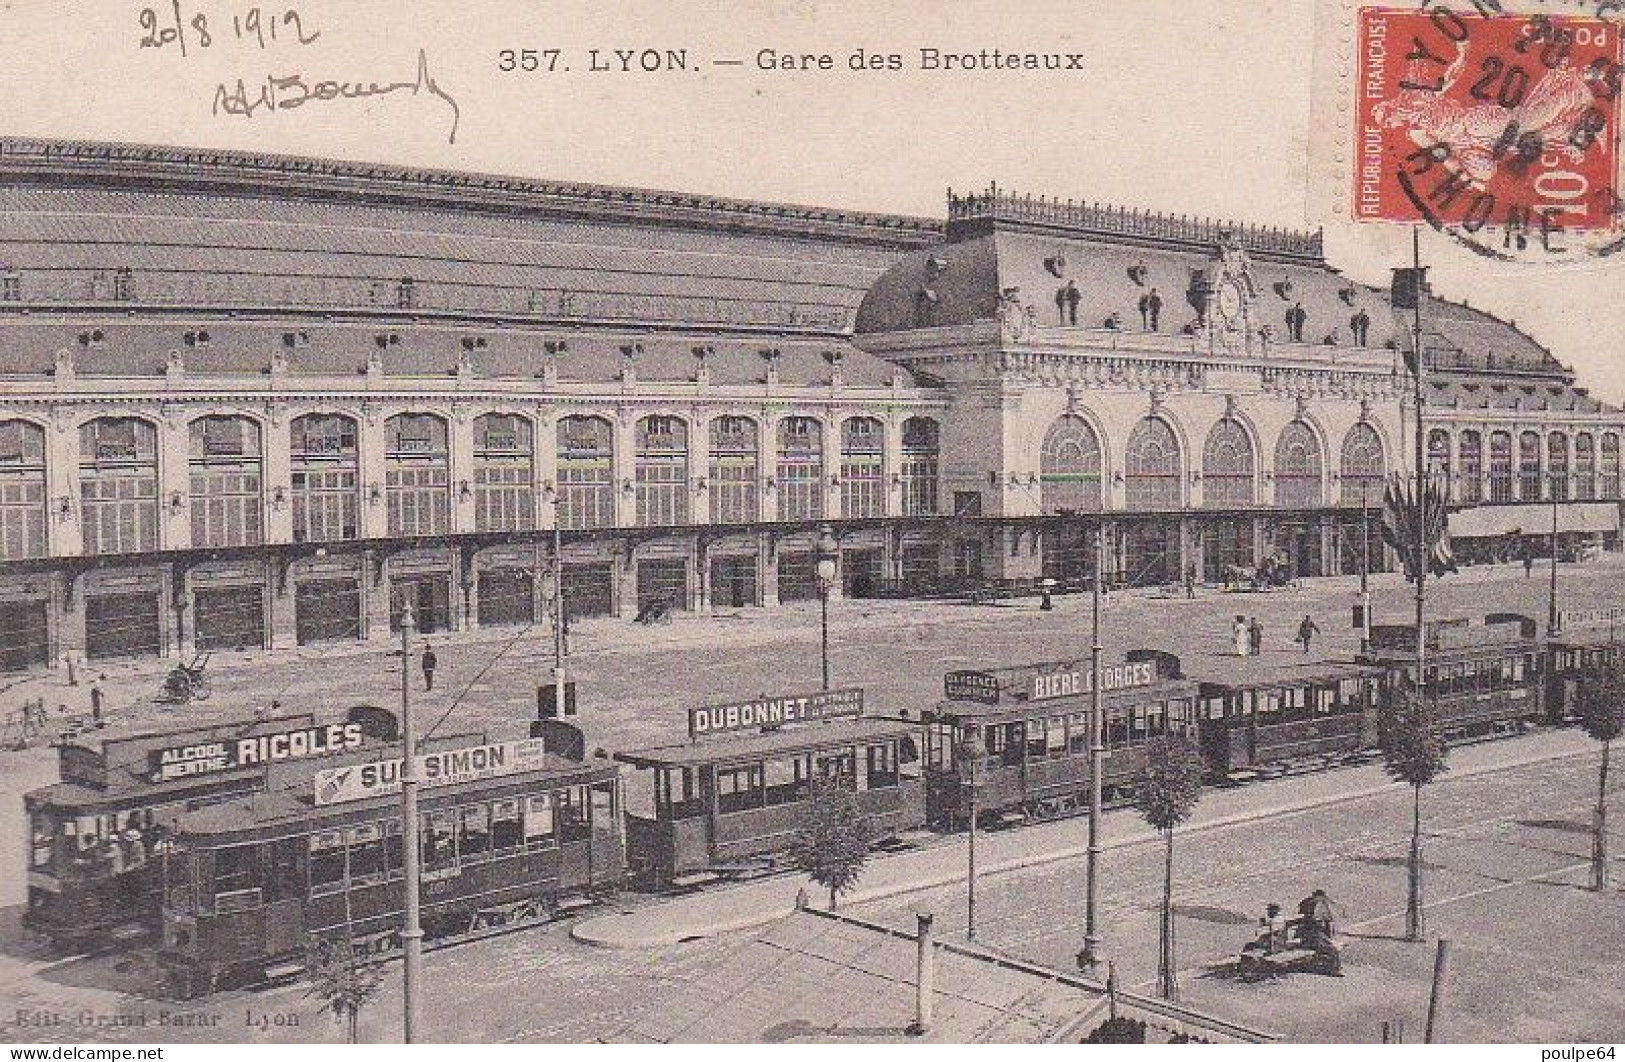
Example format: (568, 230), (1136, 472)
(1549, 485), (1562, 636)
(1079, 522), (1106, 971)
(816, 524), (838, 691)
(399, 604), (423, 1043)
(1360, 476), (1373, 653)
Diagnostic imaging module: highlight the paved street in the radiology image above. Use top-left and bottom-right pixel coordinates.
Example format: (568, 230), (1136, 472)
(0, 558), (1620, 1042)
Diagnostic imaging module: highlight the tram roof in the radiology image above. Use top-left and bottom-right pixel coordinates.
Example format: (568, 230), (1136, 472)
(934, 679), (1200, 724)
(24, 770), (265, 814)
(170, 752), (615, 842)
(616, 716), (914, 769)
(1193, 661), (1384, 693)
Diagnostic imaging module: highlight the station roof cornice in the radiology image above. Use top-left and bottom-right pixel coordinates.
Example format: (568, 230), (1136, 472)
(0, 138), (941, 250)
(945, 183), (1326, 264)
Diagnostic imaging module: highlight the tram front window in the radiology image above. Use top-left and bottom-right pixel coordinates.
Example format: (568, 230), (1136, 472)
(866, 743), (899, 789)
(557, 785), (591, 843)
(30, 812), (57, 869)
(764, 755), (810, 806)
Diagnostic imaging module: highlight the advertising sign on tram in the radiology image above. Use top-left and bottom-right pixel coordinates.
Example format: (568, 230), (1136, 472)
(687, 688), (864, 738)
(148, 722), (366, 782)
(312, 738), (547, 806)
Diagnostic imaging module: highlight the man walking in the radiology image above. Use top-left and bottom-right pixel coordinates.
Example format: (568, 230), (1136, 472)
(421, 645), (438, 692)
(1249, 617), (1264, 656)
(1233, 615), (1250, 657)
(1296, 614), (1321, 654)
(90, 677), (106, 728)
(1184, 564), (1197, 600)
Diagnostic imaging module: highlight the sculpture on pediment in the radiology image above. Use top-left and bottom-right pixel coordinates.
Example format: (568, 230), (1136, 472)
(53, 348), (74, 379)
(996, 287), (1034, 342)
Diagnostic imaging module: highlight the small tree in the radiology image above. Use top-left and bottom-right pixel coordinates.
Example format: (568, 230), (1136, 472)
(1578, 664), (1625, 891)
(305, 937), (384, 1044)
(1378, 685), (1448, 942)
(1135, 735), (1205, 1002)
(791, 773), (876, 910)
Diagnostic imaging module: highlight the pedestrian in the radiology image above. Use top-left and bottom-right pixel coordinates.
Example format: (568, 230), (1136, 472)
(1262, 903), (1286, 954)
(1233, 615), (1250, 657)
(1184, 564), (1197, 599)
(1523, 547), (1534, 578)
(1249, 617), (1264, 656)
(421, 645), (438, 691)
(90, 677), (105, 728)
(1296, 614), (1320, 654)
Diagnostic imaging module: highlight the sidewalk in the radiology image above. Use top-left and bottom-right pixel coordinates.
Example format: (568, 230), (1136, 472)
(571, 726), (1600, 949)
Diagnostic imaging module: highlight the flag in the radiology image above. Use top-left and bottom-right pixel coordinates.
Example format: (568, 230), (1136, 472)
(1380, 472), (1458, 584)
(1390, 267), (1429, 310)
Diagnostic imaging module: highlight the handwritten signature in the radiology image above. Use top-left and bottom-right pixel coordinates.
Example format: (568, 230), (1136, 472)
(211, 48), (461, 143)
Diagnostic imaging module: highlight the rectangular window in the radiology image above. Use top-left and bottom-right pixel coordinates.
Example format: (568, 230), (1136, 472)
(309, 830), (346, 895)
(866, 743), (899, 789)
(459, 805), (491, 863)
(717, 764), (765, 814)
(1026, 720), (1048, 759)
(422, 811), (458, 872)
(346, 823), (386, 885)
(764, 755), (810, 806)
(491, 799), (523, 854)
(524, 793), (556, 848)
(557, 786), (591, 844)
(1068, 712), (1091, 755)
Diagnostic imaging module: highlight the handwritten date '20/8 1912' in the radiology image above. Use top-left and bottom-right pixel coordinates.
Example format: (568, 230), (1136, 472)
(138, 2), (319, 56)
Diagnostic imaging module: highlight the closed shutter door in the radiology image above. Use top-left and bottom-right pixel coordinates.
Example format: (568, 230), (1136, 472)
(709, 556), (758, 609)
(636, 559), (688, 614)
(193, 586), (266, 651)
(841, 549), (884, 598)
(777, 553), (818, 601)
(477, 569), (535, 627)
(295, 579), (361, 645)
(0, 600), (49, 671)
(560, 563), (613, 619)
(390, 575), (452, 634)
(85, 592), (162, 660)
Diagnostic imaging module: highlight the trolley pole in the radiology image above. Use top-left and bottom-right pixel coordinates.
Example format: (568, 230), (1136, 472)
(1360, 477), (1372, 653)
(1079, 522), (1105, 971)
(1408, 227), (1428, 945)
(965, 770), (978, 941)
(553, 523), (568, 720)
(399, 603), (424, 1044)
(1549, 490), (1561, 636)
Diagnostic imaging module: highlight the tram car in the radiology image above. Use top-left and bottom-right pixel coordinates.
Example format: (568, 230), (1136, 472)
(1195, 663), (1384, 783)
(1359, 613), (1546, 739)
(923, 650), (1199, 827)
(616, 688), (924, 891)
(23, 707), (395, 948)
(1545, 608), (1625, 723)
(157, 731), (621, 997)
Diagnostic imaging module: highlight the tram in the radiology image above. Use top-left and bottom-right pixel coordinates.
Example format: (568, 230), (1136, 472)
(23, 708), (394, 947)
(1359, 613), (1546, 739)
(1195, 664), (1384, 782)
(922, 650), (1199, 826)
(1545, 607), (1625, 722)
(616, 688), (924, 890)
(157, 731), (620, 997)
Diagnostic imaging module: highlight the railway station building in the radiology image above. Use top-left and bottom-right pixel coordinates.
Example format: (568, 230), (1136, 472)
(0, 140), (1619, 669)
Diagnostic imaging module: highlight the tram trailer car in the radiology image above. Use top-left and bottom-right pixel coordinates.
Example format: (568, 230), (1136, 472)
(1544, 608), (1625, 723)
(1359, 613), (1546, 739)
(23, 709), (394, 948)
(616, 689), (924, 891)
(924, 650), (1198, 827)
(1195, 663), (1384, 782)
(157, 733), (621, 997)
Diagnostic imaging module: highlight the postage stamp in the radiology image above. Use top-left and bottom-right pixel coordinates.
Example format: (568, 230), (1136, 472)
(1314, 1), (1625, 260)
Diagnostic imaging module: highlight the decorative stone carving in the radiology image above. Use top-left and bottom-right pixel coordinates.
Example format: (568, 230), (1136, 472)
(53, 348), (74, 380)
(165, 349), (185, 380)
(996, 287), (1034, 343)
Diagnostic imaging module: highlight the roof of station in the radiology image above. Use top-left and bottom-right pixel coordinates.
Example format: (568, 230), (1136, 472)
(855, 186), (1591, 390)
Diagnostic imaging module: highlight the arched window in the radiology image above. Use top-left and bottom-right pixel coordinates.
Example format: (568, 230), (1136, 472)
(474, 413), (534, 532)
(290, 413), (359, 543)
(0, 420), (47, 560)
(189, 416), (263, 548)
(776, 417), (824, 521)
(79, 417), (159, 555)
(900, 417), (940, 517)
(1457, 430), (1483, 504)
(385, 413), (450, 536)
(1427, 428), (1452, 484)
(1275, 421), (1323, 508)
(840, 417), (885, 518)
(1202, 419), (1254, 508)
(1339, 423), (1385, 506)
(1575, 433), (1596, 500)
(1489, 430), (1514, 502)
(1518, 430), (1542, 501)
(1602, 434), (1621, 500)
(1040, 416), (1103, 513)
(709, 416), (759, 524)
(556, 415), (615, 530)
(1124, 418), (1181, 510)
(1548, 432), (1570, 501)
(635, 415), (689, 527)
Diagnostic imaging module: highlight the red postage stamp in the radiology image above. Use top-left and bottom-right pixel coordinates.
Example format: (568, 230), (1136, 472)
(1354, 7), (1624, 235)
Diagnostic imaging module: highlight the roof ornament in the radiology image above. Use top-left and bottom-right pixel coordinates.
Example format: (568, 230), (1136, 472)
(1043, 255), (1067, 278)
(52, 347), (74, 380)
(1273, 279), (1294, 300)
(996, 287), (1033, 343)
(1339, 284), (1359, 305)
(1127, 263), (1148, 286)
